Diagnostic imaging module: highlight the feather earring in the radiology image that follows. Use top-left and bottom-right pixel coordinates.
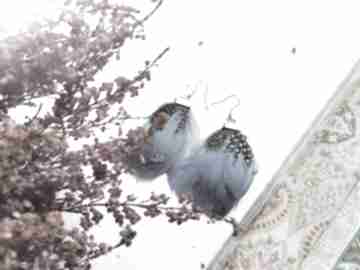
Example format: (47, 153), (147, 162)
(167, 126), (257, 218)
(167, 93), (257, 218)
(125, 102), (199, 180)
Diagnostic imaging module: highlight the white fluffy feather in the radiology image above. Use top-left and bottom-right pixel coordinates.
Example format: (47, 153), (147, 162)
(126, 103), (199, 181)
(167, 127), (257, 218)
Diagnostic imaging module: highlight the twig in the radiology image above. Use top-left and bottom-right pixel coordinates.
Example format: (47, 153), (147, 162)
(64, 201), (185, 213)
(84, 114), (150, 130)
(112, 46), (169, 94)
(59, 46), (170, 127)
(118, 115), (150, 121)
(88, 240), (126, 260)
(137, 0), (164, 26)
(144, 46), (170, 71)
(116, 46), (170, 91)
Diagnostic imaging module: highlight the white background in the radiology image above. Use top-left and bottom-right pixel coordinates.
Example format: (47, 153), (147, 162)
(2, 0), (360, 269)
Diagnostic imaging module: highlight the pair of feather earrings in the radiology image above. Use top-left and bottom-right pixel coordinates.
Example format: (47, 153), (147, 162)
(125, 102), (257, 218)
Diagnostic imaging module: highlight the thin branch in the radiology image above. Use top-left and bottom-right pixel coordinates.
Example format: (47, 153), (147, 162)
(63, 201), (184, 213)
(53, 46), (170, 135)
(88, 239), (126, 260)
(84, 47), (170, 112)
(117, 115), (150, 121)
(141, 46), (170, 74)
(137, 0), (164, 26)
(83, 47), (170, 116)
(83, 113), (150, 130)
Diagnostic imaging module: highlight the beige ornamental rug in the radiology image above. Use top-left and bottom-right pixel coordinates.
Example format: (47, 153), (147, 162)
(208, 60), (360, 270)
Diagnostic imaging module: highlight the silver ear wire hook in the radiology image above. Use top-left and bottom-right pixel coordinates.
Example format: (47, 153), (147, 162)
(206, 94), (240, 126)
(174, 80), (205, 105)
(174, 89), (198, 104)
(180, 83), (198, 101)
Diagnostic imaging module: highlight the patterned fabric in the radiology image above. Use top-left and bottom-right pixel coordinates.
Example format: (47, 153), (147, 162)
(208, 61), (360, 270)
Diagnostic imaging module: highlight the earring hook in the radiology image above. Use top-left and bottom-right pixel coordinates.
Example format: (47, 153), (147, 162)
(206, 93), (240, 125)
(174, 80), (206, 105)
(175, 88), (198, 103)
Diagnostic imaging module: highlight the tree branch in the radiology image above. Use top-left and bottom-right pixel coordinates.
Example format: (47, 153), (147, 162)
(137, 0), (164, 26)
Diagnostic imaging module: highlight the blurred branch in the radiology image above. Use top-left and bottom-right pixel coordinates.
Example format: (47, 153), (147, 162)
(88, 240), (126, 260)
(62, 201), (186, 213)
(75, 46), (170, 115)
(137, 0), (164, 26)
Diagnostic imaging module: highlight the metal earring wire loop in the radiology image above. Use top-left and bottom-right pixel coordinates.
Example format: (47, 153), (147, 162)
(204, 91), (241, 126)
